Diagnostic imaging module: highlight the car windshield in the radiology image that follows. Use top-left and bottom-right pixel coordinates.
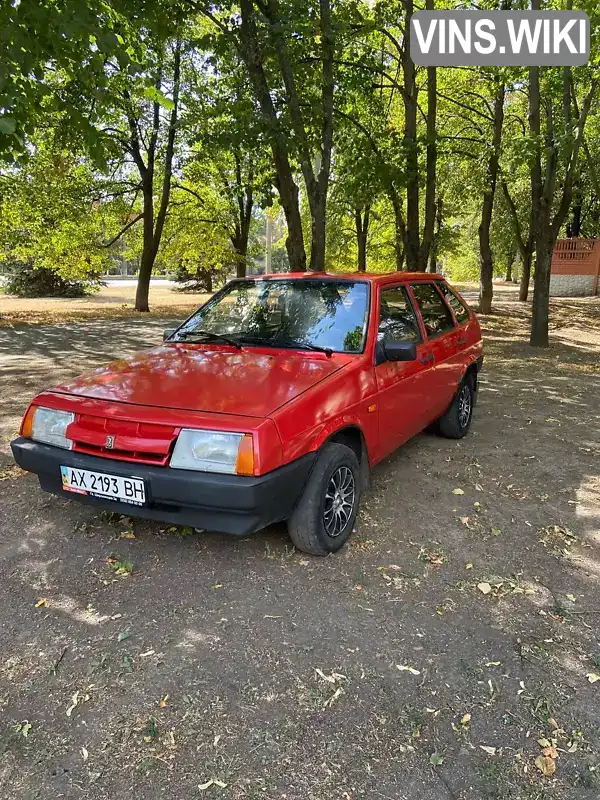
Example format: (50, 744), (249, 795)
(172, 279), (370, 354)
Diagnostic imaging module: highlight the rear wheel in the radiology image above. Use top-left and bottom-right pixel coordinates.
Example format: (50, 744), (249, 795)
(435, 379), (474, 439)
(287, 443), (361, 556)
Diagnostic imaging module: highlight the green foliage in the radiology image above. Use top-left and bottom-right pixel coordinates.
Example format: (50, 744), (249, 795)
(1, 0), (599, 321)
(0, 135), (113, 281)
(3, 261), (99, 298)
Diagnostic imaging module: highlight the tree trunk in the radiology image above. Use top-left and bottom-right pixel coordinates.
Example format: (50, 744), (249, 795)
(519, 252), (532, 301)
(478, 81), (505, 315)
(135, 183), (155, 313)
(529, 238), (553, 347)
(505, 250), (515, 282)
(428, 197), (443, 272)
(134, 40), (181, 312)
(262, 0), (334, 272)
(310, 0), (335, 270)
(390, 192), (406, 271)
(419, 2), (437, 270)
(402, 0), (420, 271)
(355, 206), (370, 271)
(512, 251), (520, 283)
(233, 229), (249, 278)
(239, 0), (306, 270)
(568, 192), (582, 237)
(309, 189), (327, 270)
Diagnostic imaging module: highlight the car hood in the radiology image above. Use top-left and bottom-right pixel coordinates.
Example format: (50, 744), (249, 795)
(53, 344), (347, 418)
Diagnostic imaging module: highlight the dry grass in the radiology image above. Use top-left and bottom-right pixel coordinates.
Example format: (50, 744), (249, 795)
(0, 283), (209, 327)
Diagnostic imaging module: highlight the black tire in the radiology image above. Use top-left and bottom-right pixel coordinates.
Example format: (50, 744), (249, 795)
(287, 443), (361, 556)
(435, 378), (474, 439)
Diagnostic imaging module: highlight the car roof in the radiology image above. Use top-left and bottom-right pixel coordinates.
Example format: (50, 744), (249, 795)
(238, 271), (445, 285)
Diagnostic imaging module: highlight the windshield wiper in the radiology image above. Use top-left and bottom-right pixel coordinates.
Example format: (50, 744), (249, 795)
(175, 330), (242, 350)
(271, 336), (333, 357)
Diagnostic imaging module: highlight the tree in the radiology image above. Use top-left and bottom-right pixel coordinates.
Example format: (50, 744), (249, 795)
(478, 79), (505, 314)
(201, 0), (363, 272)
(528, 66), (597, 346)
(0, 134), (112, 279)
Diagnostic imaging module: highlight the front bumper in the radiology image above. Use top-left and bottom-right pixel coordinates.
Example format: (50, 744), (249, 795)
(11, 437), (315, 535)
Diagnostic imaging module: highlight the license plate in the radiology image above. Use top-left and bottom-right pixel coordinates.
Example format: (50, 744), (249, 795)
(60, 466), (146, 506)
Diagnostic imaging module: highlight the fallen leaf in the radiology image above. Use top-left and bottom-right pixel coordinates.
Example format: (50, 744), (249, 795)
(485, 661), (501, 667)
(535, 755), (556, 776)
(538, 738), (552, 748)
(81, 746), (88, 761)
(543, 746), (558, 759)
(66, 691), (80, 717)
(117, 632), (130, 642)
(478, 582), (492, 595)
(159, 695), (169, 708)
(429, 752), (444, 766)
(396, 664), (421, 675)
(35, 598), (48, 608)
(315, 668), (346, 684)
(586, 673), (600, 684)
(119, 530), (136, 539)
(452, 488), (464, 495)
(480, 745), (497, 756)
(566, 594), (576, 602)
(323, 686), (344, 708)
(66, 690), (88, 717)
(461, 713), (471, 725)
(466, 562), (473, 570)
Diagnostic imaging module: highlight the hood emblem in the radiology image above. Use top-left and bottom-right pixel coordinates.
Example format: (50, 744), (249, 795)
(105, 435), (115, 449)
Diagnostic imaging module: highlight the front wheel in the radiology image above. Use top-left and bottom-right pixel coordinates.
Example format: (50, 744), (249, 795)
(287, 443), (361, 556)
(435, 379), (474, 439)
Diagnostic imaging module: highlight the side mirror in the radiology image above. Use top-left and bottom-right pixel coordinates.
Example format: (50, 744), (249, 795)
(163, 328), (176, 342)
(383, 340), (417, 362)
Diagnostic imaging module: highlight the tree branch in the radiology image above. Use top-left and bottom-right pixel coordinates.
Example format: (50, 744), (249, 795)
(102, 213), (144, 248)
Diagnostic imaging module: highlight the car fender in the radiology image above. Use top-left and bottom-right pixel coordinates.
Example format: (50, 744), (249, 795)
(307, 415), (372, 460)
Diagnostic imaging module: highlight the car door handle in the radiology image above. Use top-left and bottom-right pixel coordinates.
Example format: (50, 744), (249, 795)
(420, 353), (434, 365)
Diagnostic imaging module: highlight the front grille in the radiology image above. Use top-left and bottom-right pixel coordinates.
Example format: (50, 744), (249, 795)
(70, 414), (177, 466)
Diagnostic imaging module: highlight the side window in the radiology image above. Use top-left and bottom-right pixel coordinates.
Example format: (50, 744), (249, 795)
(437, 282), (470, 324)
(410, 283), (455, 338)
(378, 286), (421, 343)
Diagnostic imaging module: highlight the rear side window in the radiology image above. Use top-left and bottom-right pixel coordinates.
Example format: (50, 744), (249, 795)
(410, 283), (455, 338)
(437, 282), (470, 324)
(378, 286), (421, 343)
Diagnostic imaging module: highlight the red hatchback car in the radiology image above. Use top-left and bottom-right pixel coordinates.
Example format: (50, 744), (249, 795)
(12, 272), (482, 555)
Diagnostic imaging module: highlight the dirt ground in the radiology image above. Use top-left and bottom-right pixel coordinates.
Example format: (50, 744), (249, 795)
(0, 281), (207, 327)
(0, 285), (599, 800)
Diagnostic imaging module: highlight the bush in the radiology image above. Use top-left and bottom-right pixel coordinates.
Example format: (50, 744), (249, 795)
(3, 261), (101, 298)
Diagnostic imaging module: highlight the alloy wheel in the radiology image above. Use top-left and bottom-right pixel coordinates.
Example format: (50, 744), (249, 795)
(323, 466), (356, 538)
(458, 385), (472, 429)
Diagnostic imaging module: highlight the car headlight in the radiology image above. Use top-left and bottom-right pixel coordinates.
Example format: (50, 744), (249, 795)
(170, 429), (254, 475)
(25, 406), (75, 450)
